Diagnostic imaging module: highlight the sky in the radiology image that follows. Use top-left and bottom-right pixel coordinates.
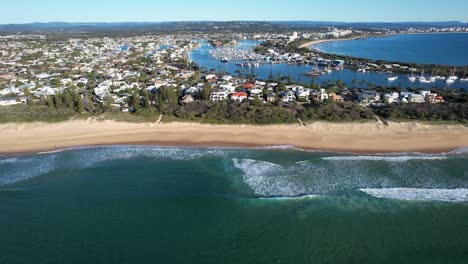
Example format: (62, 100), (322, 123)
(1, 0), (468, 24)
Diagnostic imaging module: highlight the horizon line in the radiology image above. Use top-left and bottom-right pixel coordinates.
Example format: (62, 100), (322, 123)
(0, 20), (467, 25)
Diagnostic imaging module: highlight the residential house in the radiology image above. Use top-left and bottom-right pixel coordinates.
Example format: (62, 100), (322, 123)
(266, 92), (277, 103)
(0, 97), (22, 106)
(329, 92), (344, 102)
(181, 95), (194, 104)
(427, 93), (445, 104)
(358, 90), (380, 105)
(248, 88), (263, 99)
(281, 91), (296, 103)
(210, 90), (229, 102)
(408, 94), (425, 103)
(382, 92), (399, 104)
(230, 92), (248, 102)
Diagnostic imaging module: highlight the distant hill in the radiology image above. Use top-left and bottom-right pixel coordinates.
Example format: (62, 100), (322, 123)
(0, 21), (466, 33)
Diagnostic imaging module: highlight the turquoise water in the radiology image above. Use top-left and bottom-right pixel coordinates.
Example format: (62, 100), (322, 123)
(1, 146), (468, 263)
(315, 33), (468, 66)
(190, 39), (468, 89)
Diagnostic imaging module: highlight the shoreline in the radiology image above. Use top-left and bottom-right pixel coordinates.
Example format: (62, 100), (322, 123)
(1, 120), (467, 155)
(299, 32), (468, 50)
(300, 33), (468, 67)
(299, 36), (368, 49)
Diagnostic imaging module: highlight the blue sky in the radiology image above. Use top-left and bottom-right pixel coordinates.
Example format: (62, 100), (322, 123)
(2, 0), (467, 24)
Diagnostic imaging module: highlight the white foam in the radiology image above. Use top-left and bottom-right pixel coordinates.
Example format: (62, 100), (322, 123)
(258, 194), (320, 201)
(0, 157), (19, 164)
(252, 145), (307, 152)
(448, 147), (468, 155)
(0, 156), (56, 185)
(232, 158), (309, 197)
(360, 188), (468, 203)
(323, 155), (446, 162)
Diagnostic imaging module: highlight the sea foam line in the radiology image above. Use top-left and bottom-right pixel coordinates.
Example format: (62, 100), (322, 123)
(323, 155), (447, 162)
(258, 194), (320, 201)
(360, 188), (468, 203)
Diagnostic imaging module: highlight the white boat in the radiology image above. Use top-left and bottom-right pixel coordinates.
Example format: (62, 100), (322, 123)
(460, 70), (468, 81)
(419, 76), (432, 83)
(408, 71), (417, 82)
(388, 76), (398, 81)
(447, 68), (458, 82)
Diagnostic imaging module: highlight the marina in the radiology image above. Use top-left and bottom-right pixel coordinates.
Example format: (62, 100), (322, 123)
(190, 39), (468, 89)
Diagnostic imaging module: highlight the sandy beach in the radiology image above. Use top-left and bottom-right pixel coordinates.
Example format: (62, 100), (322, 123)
(0, 120), (467, 154)
(299, 37), (363, 49)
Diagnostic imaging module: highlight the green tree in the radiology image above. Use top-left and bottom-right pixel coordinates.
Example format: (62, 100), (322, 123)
(104, 93), (113, 111)
(63, 91), (74, 110)
(86, 95), (94, 113)
(158, 96), (164, 111)
(55, 93), (63, 108)
(95, 102), (102, 113)
(143, 90), (151, 109)
(201, 83), (211, 101)
(76, 93), (84, 113)
(46, 96), (55, 109)
(167, 87), (178, 109)
(51, 78), (61, 88)
(131, 88), (141, 111)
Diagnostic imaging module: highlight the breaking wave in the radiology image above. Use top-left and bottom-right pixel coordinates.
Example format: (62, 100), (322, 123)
(360, 188), (468, 202)
(1, 146), (247, 185)
(232, 156), (468, 200)
(258, 194), (320, 201)
(0, 157), (19, 164)
(322, 155), (447, 162)
(0, 155), (57, 185)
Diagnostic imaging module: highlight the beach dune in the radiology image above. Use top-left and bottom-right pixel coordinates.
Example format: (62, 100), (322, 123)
(0, 120), (467, 154)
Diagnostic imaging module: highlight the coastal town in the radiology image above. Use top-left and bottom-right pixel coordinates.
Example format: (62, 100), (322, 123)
(2, 2), (468, 264)
(0, 27), (467, 123)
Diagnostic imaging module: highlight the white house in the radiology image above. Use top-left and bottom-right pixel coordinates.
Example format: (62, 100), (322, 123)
(210, 90), (229, 102)
(205, 74), (216, 81)
(219, 84), (236, 93)
(249, 88), (263, 99)
(221, 75), (233, 82)
(0, 97), (21, 106)
(281, 91), (296, 103)
(382, 92), (399, 103)
(408, 94), (425, 103)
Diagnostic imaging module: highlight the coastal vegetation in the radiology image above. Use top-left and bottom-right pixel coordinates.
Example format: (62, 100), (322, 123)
(2, 85), (467, 124)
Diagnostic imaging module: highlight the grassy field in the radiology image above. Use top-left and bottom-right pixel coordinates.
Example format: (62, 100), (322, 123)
(0, 104), (76, 123)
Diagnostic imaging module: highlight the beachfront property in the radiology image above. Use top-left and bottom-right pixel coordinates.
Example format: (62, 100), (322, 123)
(0, 30), (454, 116)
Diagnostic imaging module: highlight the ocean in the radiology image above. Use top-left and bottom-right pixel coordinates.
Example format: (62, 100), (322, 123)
(1, 146), (468, 263)
(190, 36), (468, 90)
(314, 33), (468, 66)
